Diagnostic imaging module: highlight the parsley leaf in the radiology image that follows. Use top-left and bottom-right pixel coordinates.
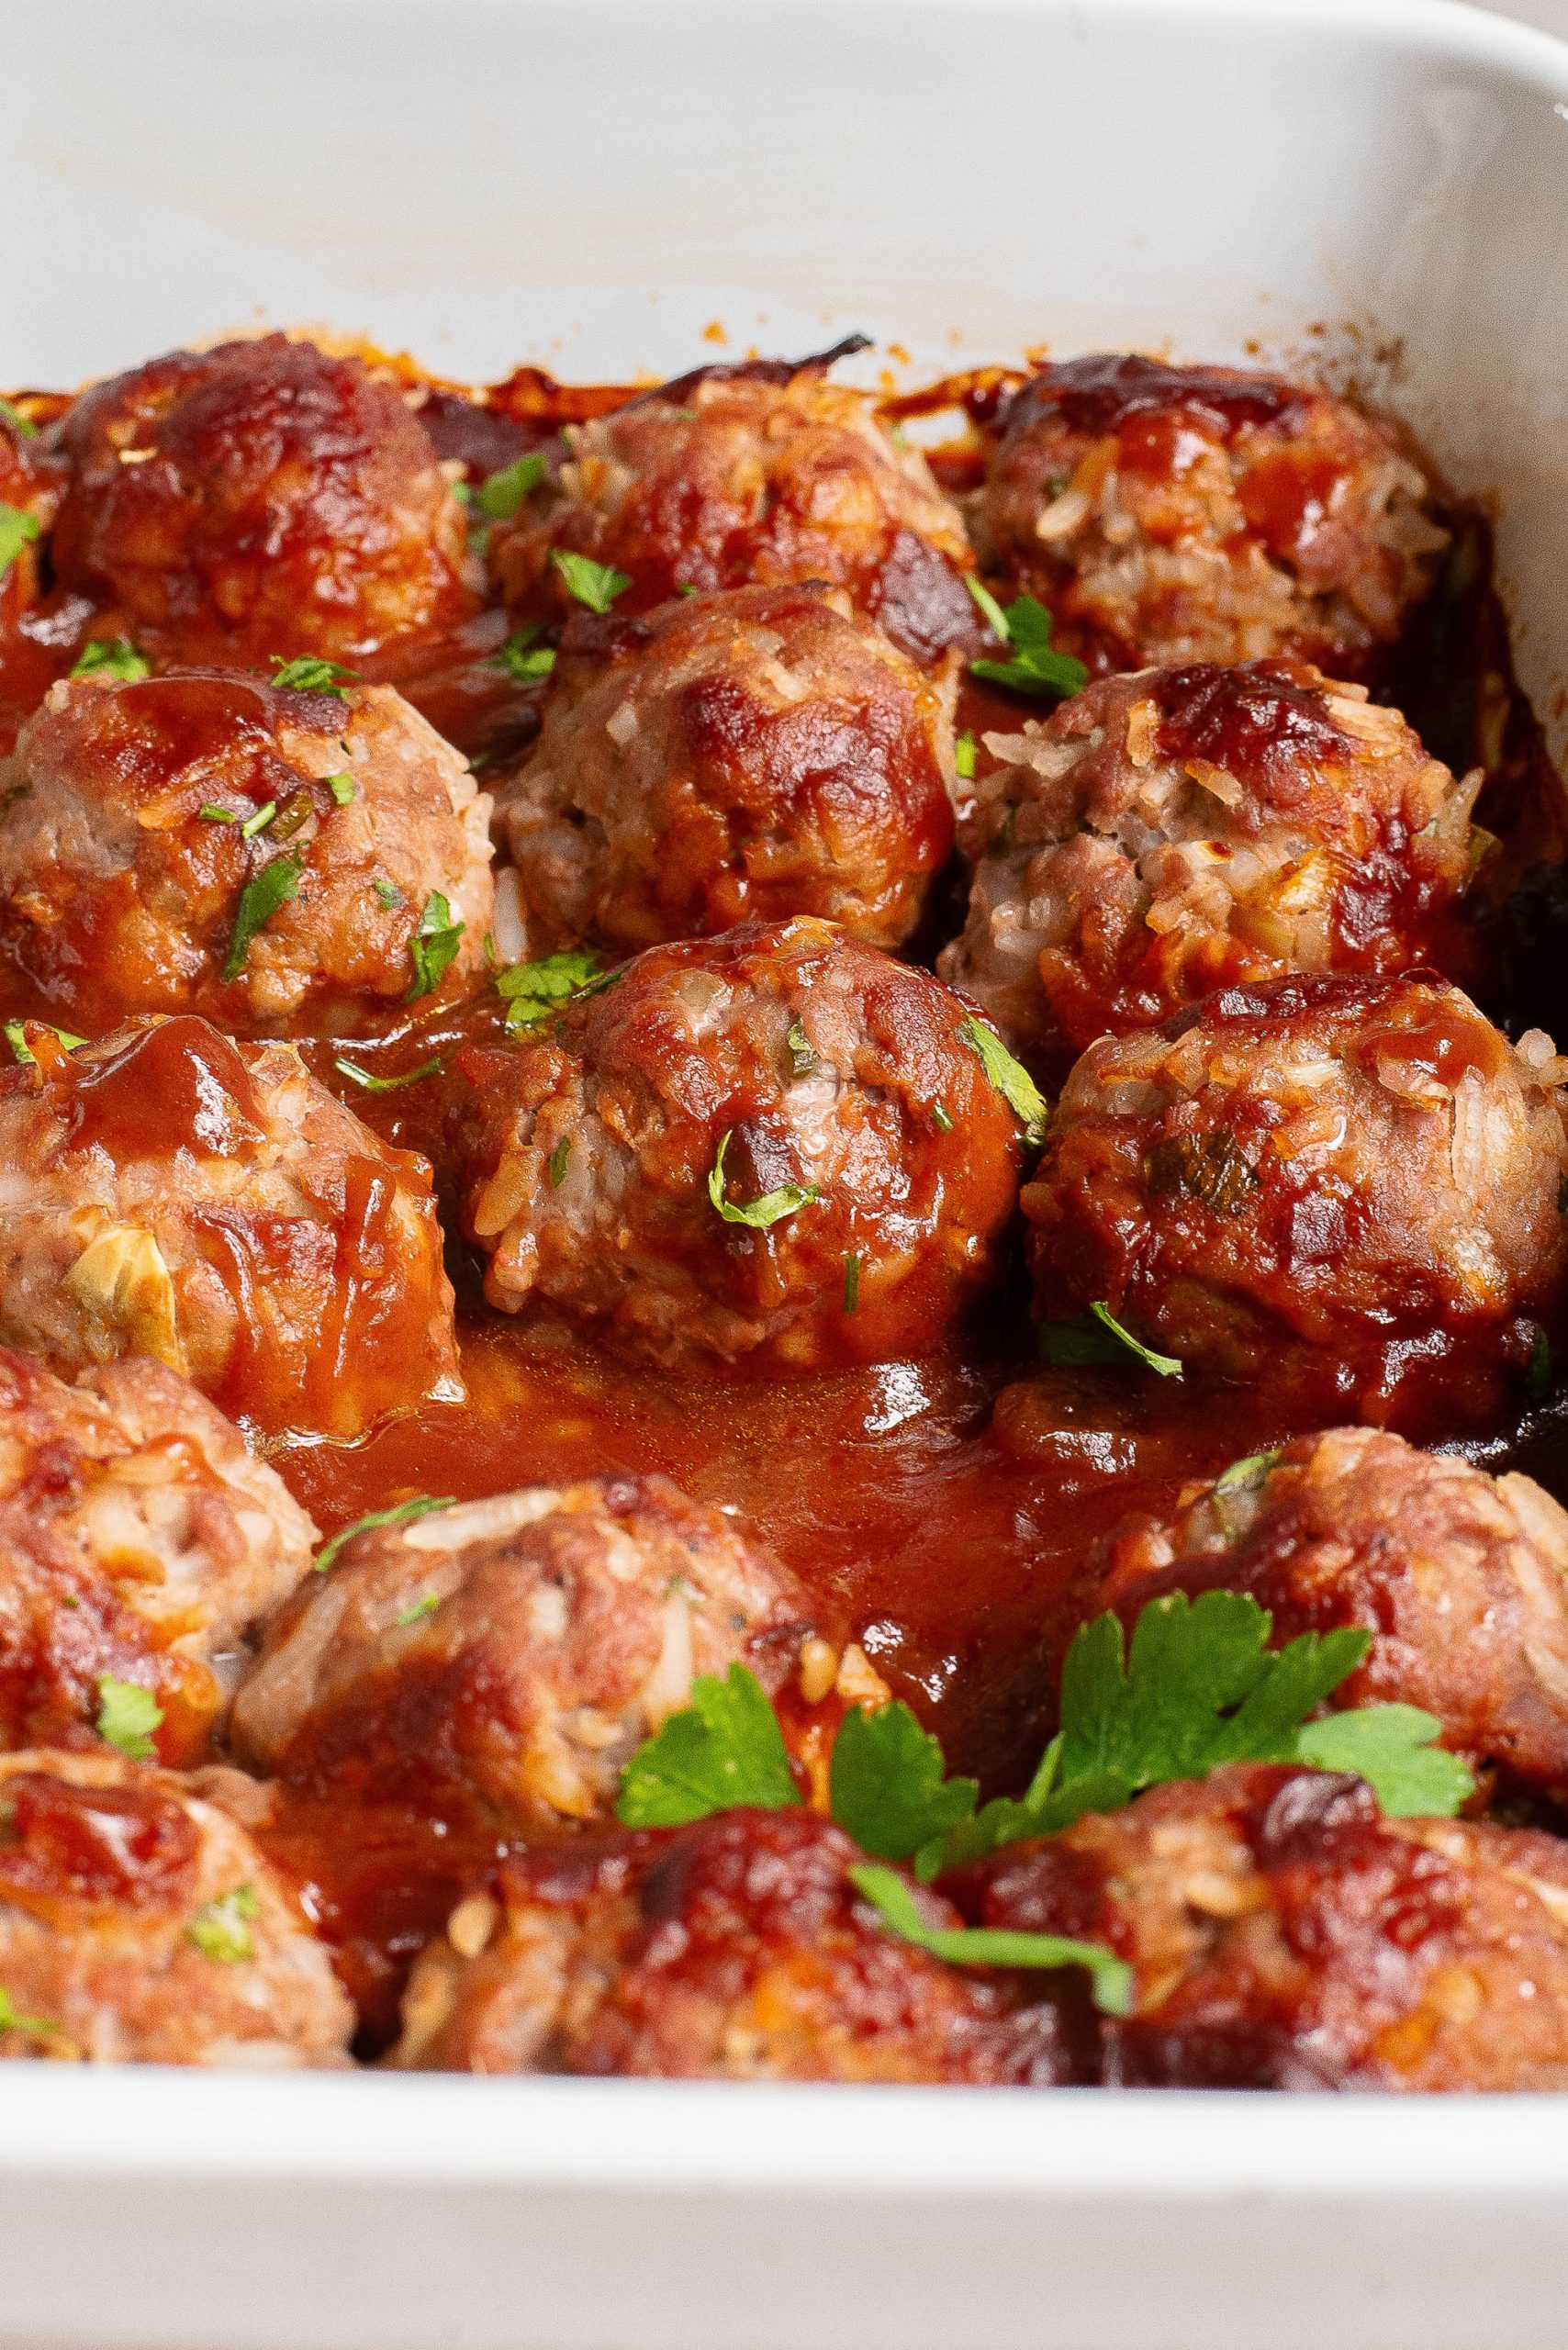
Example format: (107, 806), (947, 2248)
(187, 1885), (259, 1964)
(395, 1593), (442, 1628)
(5, 1020), (86, 1065)
(406, 890), (465, 1001)
(333, 1054), (443, 1093)
(552, 549), (631, 613)
(240, 800), (276, 839)
(269, 656), (358, 696)
(966, 581), (1088, 699)
(493, 626), (557, 683)
(616, 1662), (801, 1827)
(1040, 1301), (1182, 1379)
(72, 637), (151, 682)
(847, 1863), (1133, 2016)
(326, 772), (356, 806)
(495, 947), (602, 1031)
(0, 396), (38, 440)
(708, 1130), (821, 1227)
(198, 804), (237, 823)
(548, 1136), (572, 1186)
(829, 1700), (978, 1862)
(315, 1494), (455, 1575)
(374, 879), (403, 911)
(475, 452), (547, 520)
(954, 730), (977, 781)
(1295, 1705), (1475, 1818)
(0, 503), (40, 580)
(95, 1675), (163, 1761)
(786, 1019), (818, 1075)
(222, 851), (303, 981)
(0, 1985), (55, 2038)
(958, 1016), (1047, 1143)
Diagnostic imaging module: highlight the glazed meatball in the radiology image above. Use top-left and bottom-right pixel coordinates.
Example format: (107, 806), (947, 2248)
(0, 1749), (353, 2065)
(1095, 1428), (1568, 1804)
(0, 1014), (460, 1437)
(393, 1806), (1065, 2081)
(494, 583), (956, 956)
(965, 1763), (1568, 2088)
(487, 350), (977, 664)
(940, 660), (1476, 1076)
(457, 918), (1025, 1371)
(0, 669), (493, 1033)
(980, 355), (1446, 677)
(0, 1347), (317, 1762)
(1025, 972), (1568, 1422)
(50, 334), (479, 666)
(231, 1473), (818, 1830)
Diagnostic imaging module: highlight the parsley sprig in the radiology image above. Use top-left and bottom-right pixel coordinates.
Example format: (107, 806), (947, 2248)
(552, 549), (631, 613)
(406, 891), (465, 1001)
(1040, 1301), (1182, 1379)
(72, 637), (151, 682)
(222, 851), (303, 981)
(958, 1016), (1047, 1144)
(493, 625), (557, 683)
(965, 577), (1087, 699)
(707, 1130), (821, 1228)
(95, 1675), (163, 1762)
(315, 1494), (455, 1575)
(269, 656), (358, 697)
(0, 504), (40, 581)
(473, 452), (546, 520)
(495, 948), (603, 1032)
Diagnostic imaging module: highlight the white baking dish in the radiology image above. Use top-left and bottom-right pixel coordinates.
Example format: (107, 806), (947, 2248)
(6, 2), (1568, 2344)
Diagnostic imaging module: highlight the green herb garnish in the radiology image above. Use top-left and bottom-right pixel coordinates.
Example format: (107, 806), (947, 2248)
(843, 1253), (860, 1315)
(5, 1020), (86, 1065)
(374, 879), (403, 911)
(95, 1675), (162, 1761)
(1529, 1327), (1554, 1405)
(617, 1662), (801, 1826)
(548, 1136), (572, 1186)
(965, 579), (1087, 699)
(786, 1020), (818, 1076)
(474, 452), (547, 520)
(0, 1986), (55, 2037)
(0, 397), (38, 440)
(552, 549), (632, 613)
(846, 1863), (1133, 2016)
(240, 800), (276, 839)
(958, 1016), (1047, 1143)
(222, 852), (303, 981)
(495, 948), (602, 1032)
(333, 1054), (444, 1093)
(395, 1594), (442, 1628)
(71, 637), (151, 682)
(932, 1104), (954, 1135)
(707, 1130), (821, 1229)
(269, 656), (358, 696)
(406, 890), (465, 1001)
(1039, 1301), (1182, 1379)
(326, 772), (357, 806)
(187, 1885), (259, 1965)
(0, 504), (39, 581)
(198, 804), (237, 823)
(493, 625), (557, 683)
(954, 730), (977, 781)
(315, 1494), (455, 1575)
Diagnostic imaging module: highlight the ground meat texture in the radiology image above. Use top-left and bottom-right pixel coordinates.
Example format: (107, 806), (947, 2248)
(49, 335), (480, 666)
(1025, 972), (1568, 1426)
(392, 1806), (1066, 2081)
(939, 660), (1477, 1078)
(1094, 1427), (1568, 1805)
(0, 1014), (460, 1438)
(487, 354), (977, 664)
(493, 583), (957, 956)
(0, 1749), (353, 2065)
(979, 355), (1447, 678)
(457, 917), (1025, 1371)
(0, 1348), (317, 1764)
(230, 1473), (818, 1830)
(0, 670), (492, 1034)
(965, 1763), (1568, 2088)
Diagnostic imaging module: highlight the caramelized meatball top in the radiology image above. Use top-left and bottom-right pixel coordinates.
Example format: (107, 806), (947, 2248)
(50, 335), (480, 666)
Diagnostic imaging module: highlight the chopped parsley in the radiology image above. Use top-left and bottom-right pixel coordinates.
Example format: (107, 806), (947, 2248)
(493, 625), (557, 683)
(847, 1863), (1133, 2016)
(406, 890), (465, 1001)
(786, 1019), (818, 1076)
(198, 804), (237, 823)
(548, 1136), (572, 1187)
(6, 1020), (86, 1065)
(269, 656), (358, 697)
(707, 1130), (821, 1228)
(0, 396), (38, 440)
(494, 947), (602, 1032)
(830, 1699), (976, 1862)
(931, 1103), (954, 1135)
(395, 1593), (442, 1628)
(958, 1016), (1047, 1143)
(954, 730), (977, 781)
(617, 1663), (801, 1826)
(843, 1253), (860, 1314)
(474, 452), (547, 520)
(95, 1675), (162, 1762)
(240, 800), (276, 839)
(326, 772), (357, 806)
(965, 578), (1087, 699)
(222, 851), (304, 981)
(187, 1885), (259, 1965)
(0, 503), (39, 580)
(374, 879), (403, 911)
(0, 1986), (54, 2038)
(71, 637), (151, 682)
(1039, 1301), (1182, 1379)
(551, 548), (632, 613)
(315, 1494), (455, 1574)
(333, 1054), (444, 1093)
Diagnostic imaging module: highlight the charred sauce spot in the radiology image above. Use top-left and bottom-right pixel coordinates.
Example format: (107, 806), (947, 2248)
(1148, 660), (1350, 789)
(1007, 354), (1305, 443)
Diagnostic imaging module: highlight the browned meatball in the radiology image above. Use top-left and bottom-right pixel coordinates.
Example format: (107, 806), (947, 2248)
(1025, 973), (1568, 1425)
(494, 583), (956, 956)
(457, 918), (1026, 1371)
(980, 355), (1446, 677)
(393, 1806), (1066, 2081)
(0, 1014), (460, 1437)
(0, 1347), (317, 1764)
(940, 660), (1477, 1078)
(50, 335), (480, 666)
(964, 1763), (1568, 2088)
(0, 1749), (353, 2065)
(0, 669), (493, 1034)
(231, 1473), (819, 1831)
(1094, 1428), (1568, 1804)
(487, 351), (977, 663)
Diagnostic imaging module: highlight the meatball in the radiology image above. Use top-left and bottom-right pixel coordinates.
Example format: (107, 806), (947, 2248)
(50, 334), (480, 666)
(457, 917), (1025, 1371)
(940, 660), (1477, 1076)
(393, 1805), (1065, 2081)
(1094, 1428), (1568, 1805)
(980, 354), (1446, 677)
(231, 1472), (818, 1830)
(494, 583), (956, 956)
(1025, 972), (1568, 1423)
(487, 350), (977, 664)
(965, 1763), (1568, 2088)
(0, 1013), (460, 1437)
(0, 1749), (353, 2064)
(0, 1347), (317, 1762)
(0, 668), (493, 1034)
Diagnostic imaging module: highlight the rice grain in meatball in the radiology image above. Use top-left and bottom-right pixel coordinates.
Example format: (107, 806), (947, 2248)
(393, 1806), (1067, 2081)
(0, 1346), (317, 1762)
(941, 660), (1477, 1075)
(495, 583), (956, 955)
(0, 669), (493, 1033)
(458, 918), (1027, 1371)
(964, 1762), (1568, 2089)
(50, 334), (480, 666)
(232, 1473), (819, 1831)
(0, 1749), (353, 2065)
(0, 1013), (460, 1437)
(488, 352), (978, 664)
(980, 354), (1447, 677)
(1025, 971), (1568, 1423)
(1094, 1428), (1568, 1805)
